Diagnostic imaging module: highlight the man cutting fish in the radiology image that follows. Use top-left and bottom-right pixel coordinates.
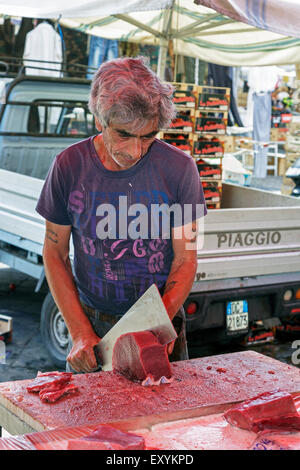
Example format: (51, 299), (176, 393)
(36, 56), (207, 373)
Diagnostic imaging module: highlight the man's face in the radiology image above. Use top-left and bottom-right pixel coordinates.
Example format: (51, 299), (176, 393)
(100, 119), (159, 171)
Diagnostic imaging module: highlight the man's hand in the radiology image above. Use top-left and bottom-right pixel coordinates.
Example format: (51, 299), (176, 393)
(67, 332), (101, 373)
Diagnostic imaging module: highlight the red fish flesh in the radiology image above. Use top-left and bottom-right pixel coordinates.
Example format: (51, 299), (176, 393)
(27, 371), (73, 393)
(27, 371), (77, 403)
(57, 439), (124, 450)
(224, 390), (299, 432)
(112, 330), (172, 383)
(251, 414), (300, 433)
(39, 383), (78, 403)
(36, 426), (145, 450)
(82, 424), (145, 450)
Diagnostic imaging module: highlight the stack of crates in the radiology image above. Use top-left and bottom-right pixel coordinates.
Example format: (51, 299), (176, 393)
(281, 118), (300, 195)
(194, 85), (229, 209)
(158, 83), (196, 156)
(159, 83), (230, 209)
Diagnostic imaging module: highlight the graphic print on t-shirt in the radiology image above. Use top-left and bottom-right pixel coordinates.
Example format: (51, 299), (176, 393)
(69, 186), (173, 313)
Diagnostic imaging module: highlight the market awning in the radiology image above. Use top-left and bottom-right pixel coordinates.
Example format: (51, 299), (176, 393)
(0, 0), (172, 18)
(194, 0), (300, 39)
(1, 0), (300, 67)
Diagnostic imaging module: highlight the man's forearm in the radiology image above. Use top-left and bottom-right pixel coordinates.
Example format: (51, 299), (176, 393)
(43, 250), (95, 342)
(162, 258), (197, 321)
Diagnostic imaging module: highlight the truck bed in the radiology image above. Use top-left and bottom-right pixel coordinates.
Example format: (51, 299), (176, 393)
(196, 183), (300, 282)
(0, 170), (45, 280)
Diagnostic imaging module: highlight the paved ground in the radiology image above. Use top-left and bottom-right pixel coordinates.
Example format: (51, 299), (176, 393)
(0, 266), (60, 382)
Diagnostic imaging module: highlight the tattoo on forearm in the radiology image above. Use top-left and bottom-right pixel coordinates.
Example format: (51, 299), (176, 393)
(46, 229), (58, 244)
(46, 235), (57, 244)
(164, 281), (177, 294)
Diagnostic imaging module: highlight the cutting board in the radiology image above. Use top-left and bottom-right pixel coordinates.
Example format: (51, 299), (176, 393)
(1, 351), (300, 435)
(1, 396), (300, 450)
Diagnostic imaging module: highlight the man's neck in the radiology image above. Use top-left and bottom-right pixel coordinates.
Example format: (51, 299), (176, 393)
(93, 134), (117, 171)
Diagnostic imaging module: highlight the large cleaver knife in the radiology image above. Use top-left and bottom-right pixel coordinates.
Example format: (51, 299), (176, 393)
(93, 284), (178, 371)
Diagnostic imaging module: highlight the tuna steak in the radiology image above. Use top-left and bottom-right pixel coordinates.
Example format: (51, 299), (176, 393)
(112, 330), (172, 383)
(36, 439), (122, 450)
(224, 390), (299, 432)
(36, 426), (145, 450)
(82, 424), (145, 450)
(39, 383), (78, 403)
(251, 414), (300, 433)
(61, 439), (124, 450)
(27, 372), (73, 393)
(27, 371), (78, 403)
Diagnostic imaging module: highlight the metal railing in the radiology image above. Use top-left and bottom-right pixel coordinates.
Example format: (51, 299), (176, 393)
(234, 140), (285, 177)
(0, 56), (98, 80)
(0, 98), (96, 138)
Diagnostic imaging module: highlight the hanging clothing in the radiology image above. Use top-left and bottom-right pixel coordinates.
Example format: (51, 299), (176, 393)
(23, 22), (63, 77)
(207, 63), (244, 127)
(86, 36), (119, 79)
(248, 66), (278, 94)
(13, 18), (34, 58)
(60, 25), (88, 77)
(252, 91), (272, 178)
(0, 18), (14, 56)
(246, 66), (279, 127)
(247, 66), (278, 177)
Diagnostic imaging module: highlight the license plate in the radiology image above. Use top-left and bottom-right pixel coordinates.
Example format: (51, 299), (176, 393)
(226, 300), (249, 332)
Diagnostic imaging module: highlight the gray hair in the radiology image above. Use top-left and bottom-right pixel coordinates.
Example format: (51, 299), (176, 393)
(88, 56), (176, 130)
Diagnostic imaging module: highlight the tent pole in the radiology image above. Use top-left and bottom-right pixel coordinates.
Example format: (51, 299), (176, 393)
(157, 38), (168, 79)
(157, 3), (174, 79)
(195, 58), (199, 85)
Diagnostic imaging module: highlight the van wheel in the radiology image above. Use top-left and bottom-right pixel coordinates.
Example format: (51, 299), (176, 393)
(40, 291), (69, 369)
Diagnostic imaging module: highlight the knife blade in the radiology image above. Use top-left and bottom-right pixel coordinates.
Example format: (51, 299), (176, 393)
(93, 284), (177, 371)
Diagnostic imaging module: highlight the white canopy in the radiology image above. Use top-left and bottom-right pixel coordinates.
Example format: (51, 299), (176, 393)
(0, 0), (172, 18)
(194, 0), (300, 39)
(1, 0), (300, 67)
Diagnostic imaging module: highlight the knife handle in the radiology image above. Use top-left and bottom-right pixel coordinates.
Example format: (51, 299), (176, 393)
(93, 345), (103, 371)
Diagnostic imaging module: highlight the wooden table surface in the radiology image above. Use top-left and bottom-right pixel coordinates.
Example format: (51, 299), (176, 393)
(1, 351), (300, 436)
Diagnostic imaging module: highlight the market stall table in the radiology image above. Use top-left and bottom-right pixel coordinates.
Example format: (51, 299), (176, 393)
(0, 351), (300, 437)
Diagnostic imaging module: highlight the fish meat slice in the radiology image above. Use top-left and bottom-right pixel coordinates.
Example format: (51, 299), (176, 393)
(39, 383), (78, 403)
(112, 330), (172, 383)
(26, 372), (73, 393)
(224, 390), (299, 432)
(82, 424), (145, 450)
(26, 371), (78, 403)
(35, 439), (123, 450)
(37, 425), (146, 450)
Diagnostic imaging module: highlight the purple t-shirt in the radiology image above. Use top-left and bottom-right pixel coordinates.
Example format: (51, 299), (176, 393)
(36, 136), (207, 315)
